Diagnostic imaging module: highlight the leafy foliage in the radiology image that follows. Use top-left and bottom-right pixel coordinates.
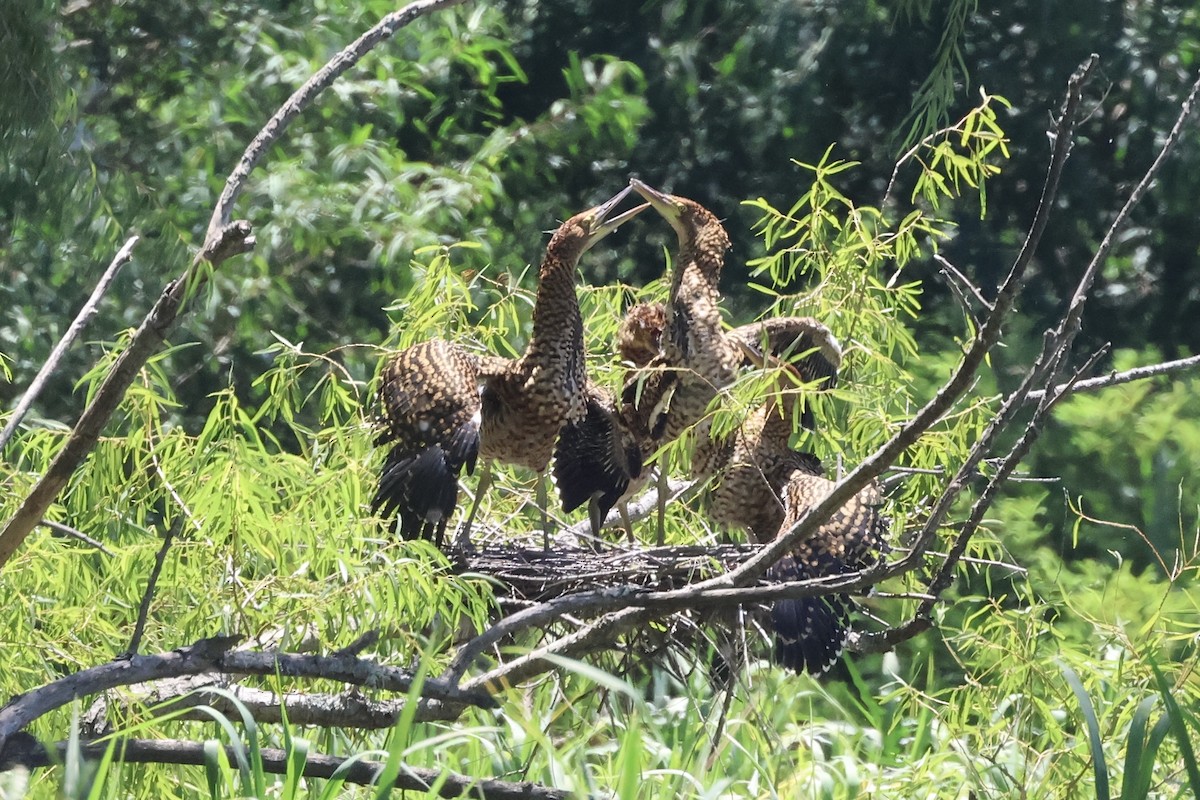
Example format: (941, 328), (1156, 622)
(4, 2), (1200, 799)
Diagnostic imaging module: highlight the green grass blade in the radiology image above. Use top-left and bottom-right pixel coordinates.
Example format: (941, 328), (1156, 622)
(1061, 662), (1109, 800)
(203, 739), (226, 800)
(1120, 696), (1156, 800)
(616, 714), (643, 800)
(372, 657), (430, 799)
(198, 687), (265, 798)
(187, 704), (252, 788)
(82, 738), (118, 800)
(317, 751), (389, 800)
(281, 737), (309, 800)
(1149, 662), (1200, 798)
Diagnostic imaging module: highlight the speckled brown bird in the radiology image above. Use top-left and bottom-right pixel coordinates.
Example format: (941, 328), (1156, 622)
(610, 304), (843, 536)
(685, 321), (878, 674)
(767, 465), (889, 674)
(611, 182), (742, 543)
(372, 187), (647, 549)
(696, 315), (844, 536)
(619, 182), (742, 452)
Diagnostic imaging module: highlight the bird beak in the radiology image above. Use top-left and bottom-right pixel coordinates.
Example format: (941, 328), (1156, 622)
(629, 179), (686, 237)
(581, 185), (649, 254)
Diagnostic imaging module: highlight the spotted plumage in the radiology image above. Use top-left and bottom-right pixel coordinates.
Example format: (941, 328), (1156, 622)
(768, 470), (888, 674)
(616, 302), (667, 368)
(371, 187), (647, 548)
(619, 181), (742, 454)
(373, 339), (488, 545)
(697, 315), (843, 532)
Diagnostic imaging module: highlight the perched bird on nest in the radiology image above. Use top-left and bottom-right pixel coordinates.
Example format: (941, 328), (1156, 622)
(556, 180), (741, 545)
(372, 186), (647, 550)
(618, 294), (876, 674)
(550, 300), (662, 543)
(689, 318), (881, 674)
(694, 315), (843, 537)
(582, 181), (741, 544)
(767, 458), (889, 674)
(698, 350), (884, 675)
(618, 181), (742, 453)
(607, 300), (843, 537)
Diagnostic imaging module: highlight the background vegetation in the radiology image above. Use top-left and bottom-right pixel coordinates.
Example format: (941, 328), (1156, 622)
(1, 1), (1198, 797)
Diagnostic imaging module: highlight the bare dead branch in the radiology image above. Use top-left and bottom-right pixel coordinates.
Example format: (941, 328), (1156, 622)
(927, 350), (1106, 600)
(0, 636), (495, 754)
(7, 737), (571, 800)
(878, 55), (1101, 577)
(206, 0), (470, 240)
(0, 636), (241, 749)
(1059, 70), (1200, 347)
(0, 0), (469, 572)
(934, 253), (994, 311)
(86, 681), (468, 733)
(1024, 352), (1200, 402)
(36, 520), (113, 556)
(0, 236), (138, 454)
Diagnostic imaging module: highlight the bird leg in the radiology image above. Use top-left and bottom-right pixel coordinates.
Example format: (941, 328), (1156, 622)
(655, 465), (668, 546)
(536, 469), (551, 551)
(587, 496), (604, 543)
(456, 461), (492, 551)
(619, 502), (636, 545)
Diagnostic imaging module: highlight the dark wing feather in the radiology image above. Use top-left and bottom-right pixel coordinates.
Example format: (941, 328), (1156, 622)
(371, 339), (483, 545)
(553, 386), (642, 523)
(764, 470), (888, 674)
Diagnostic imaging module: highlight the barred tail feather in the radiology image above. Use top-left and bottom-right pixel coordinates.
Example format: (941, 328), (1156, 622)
(372, 421), (479, 547)
(767, 557), (851, 675)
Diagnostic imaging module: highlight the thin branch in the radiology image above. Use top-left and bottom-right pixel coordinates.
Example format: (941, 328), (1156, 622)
(0, 236), (138, 455)
(206, 0), (470, 240)
(85, 682), (467, 732)
(917, 350), (1105, 617)
(934, 253), (994, 311)
(1060, 69), (1200, 345)
(1024, 352), (1200, 402)
(557, 477), (697, 544)
(124, 519), (180, 657)
(0, 0), (469, 572)
(36, 520), (113, 556)
(8, 738), (571, 800)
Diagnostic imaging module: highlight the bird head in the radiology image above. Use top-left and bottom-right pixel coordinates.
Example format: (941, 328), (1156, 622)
(628, 179), (728, 252)
(550, 185), (649, 261)
(616, 302), (667, 367)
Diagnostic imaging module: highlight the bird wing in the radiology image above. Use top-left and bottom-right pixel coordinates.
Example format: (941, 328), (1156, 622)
(730, 316), (842, 389)
(765, 470), (888, 674)
(372, 339), (486, 544)
(553, 383), (643, 521)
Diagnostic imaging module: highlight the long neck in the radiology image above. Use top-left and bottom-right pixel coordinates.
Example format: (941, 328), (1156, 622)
(672, 221), (727, 325)
(525, 251), (583, 365)
(759, 400), (795, 449)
